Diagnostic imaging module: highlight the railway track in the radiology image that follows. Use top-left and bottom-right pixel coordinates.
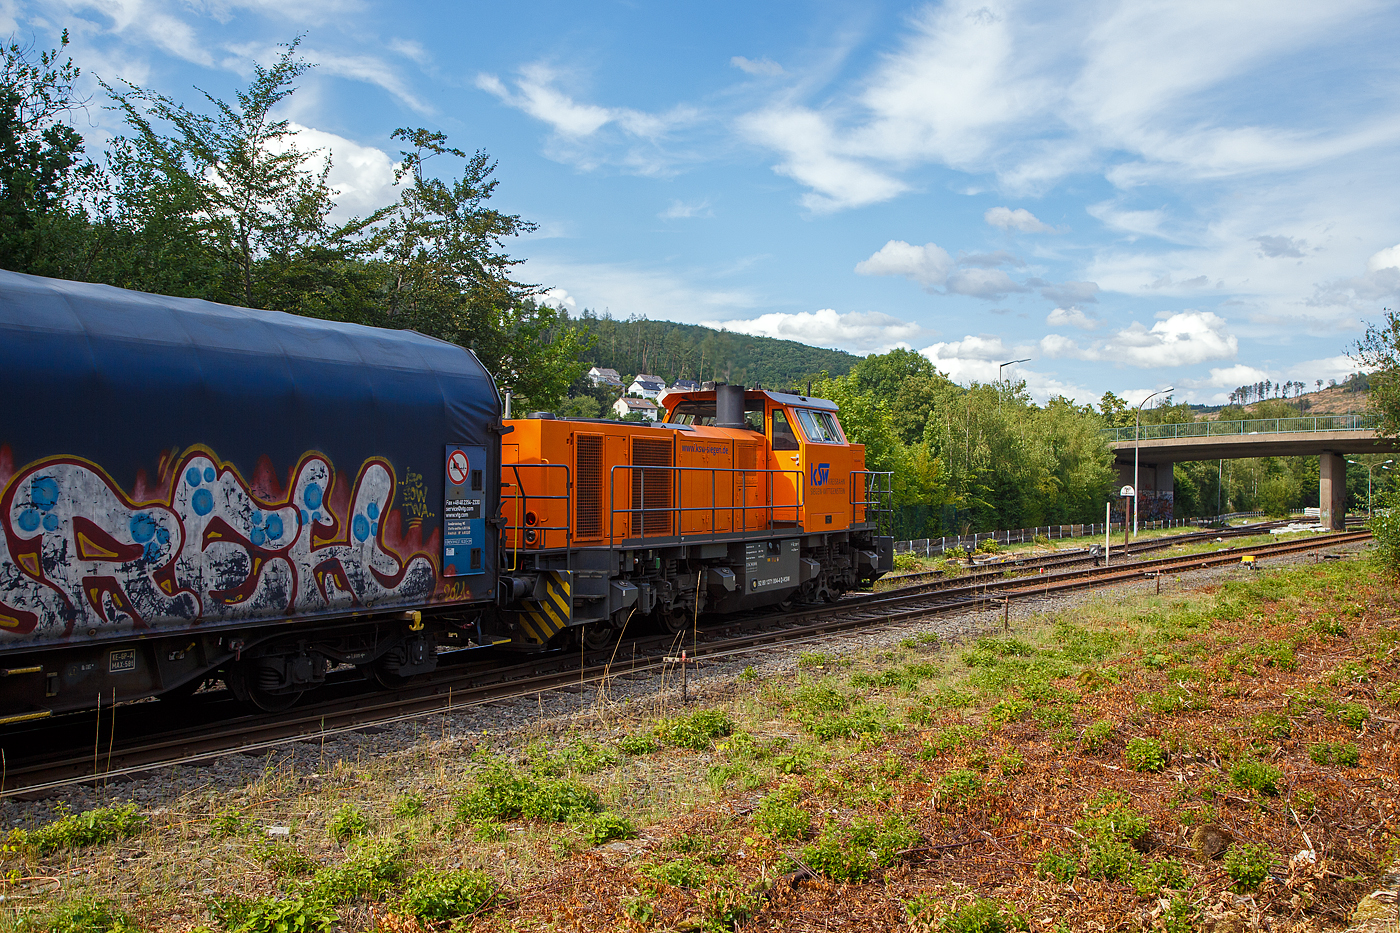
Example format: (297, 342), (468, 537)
(0, 528), (1371, 797)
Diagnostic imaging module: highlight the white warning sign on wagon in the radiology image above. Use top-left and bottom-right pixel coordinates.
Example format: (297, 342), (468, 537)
(447, 449), (471, 486)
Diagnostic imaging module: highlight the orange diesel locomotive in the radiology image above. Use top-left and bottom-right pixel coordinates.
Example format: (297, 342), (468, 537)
(496, 384), (893, 648)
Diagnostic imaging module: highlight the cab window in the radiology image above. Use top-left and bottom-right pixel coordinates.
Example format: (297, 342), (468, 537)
(669, 399), (765, 430)
(771, 410), (799, 450)
(794, 408), (845, 444)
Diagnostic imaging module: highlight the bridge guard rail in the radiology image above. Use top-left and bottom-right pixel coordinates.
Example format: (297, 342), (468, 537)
(1104, 413), (1375, 444)
(606, 464), (806, 547)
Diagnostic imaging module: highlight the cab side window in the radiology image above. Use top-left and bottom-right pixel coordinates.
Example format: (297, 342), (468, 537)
(772, 410), (799, 450)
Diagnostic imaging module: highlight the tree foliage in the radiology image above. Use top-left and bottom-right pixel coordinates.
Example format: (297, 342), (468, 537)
(0, 36), (586, 409)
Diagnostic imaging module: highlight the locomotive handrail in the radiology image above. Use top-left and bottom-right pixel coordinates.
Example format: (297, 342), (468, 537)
(500, 461), (573, 571)
(604, 464), (806, 547)
(850, 470), (895, 533)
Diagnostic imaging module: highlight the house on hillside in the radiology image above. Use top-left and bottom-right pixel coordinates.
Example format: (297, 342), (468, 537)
(628, 374), (666, 399)
(613, 397), (659, 421)
(587, 366), (623, 387)
(670, 379), (700, 393)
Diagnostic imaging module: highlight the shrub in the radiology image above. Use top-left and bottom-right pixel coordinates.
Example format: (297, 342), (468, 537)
(1223, 843), (1273, 892)
(619, 733), (659, 755)
(390, 793), (425, 819)
(397, 869), (497, 922)
(1309, 741), (1360, 767)
(656, 709), (735, 749)
(939, 897), (1028, 933)
(212, 895), (336, 933)
(308, 840), (406, 903)
(643, 856), (711, 888)
(753, 786), (811, 841)
(582, 813), (636, 846)
(210, 809), (244, 838)
(1035, 851), (1078, 882)
(16, 804), (145, 856)
(1080, 835), (1138, 880)
(521, 779), (601, 822)
(1080, 720), (1114, 751)
(327, 804), (366, 843)
(1125, 737), (1167, 772)
(987, 698), (1031, 725)
(1251, 712), (1291, 740)
(1228, 758), (1282, 796)
(937, 769), (984, 802)
(17, 897), (140, 933)
(455, 765), (599, 823)
(800, 816), (918, 882)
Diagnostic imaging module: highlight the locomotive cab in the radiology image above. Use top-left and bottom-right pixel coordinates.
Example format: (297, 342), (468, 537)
(494, 384), (894, 650)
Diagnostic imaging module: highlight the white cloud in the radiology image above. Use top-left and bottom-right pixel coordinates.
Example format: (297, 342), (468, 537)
(854, 240), (953, 288)
(1366, 243), (1400, 273)
(276, 123), (397, 221)
(519, 256), (761, 320)
(704, 308), (932, 355)
(731, 56), (784, 76)
(1045, 306), (1100, 330)
(946, 267), (1027, 300)
(1039, 311), (1238, 368)
(919, 334), (1012, 383)
(1253, 235), (1306, 259)
(476, 65), (614, 138)
(1037, 280), (1099, 304)
(739, 107), (907, 212)
(538, 287), (576, 311)
(984, 206), (1054, 233)
(660, 199), (713, 219)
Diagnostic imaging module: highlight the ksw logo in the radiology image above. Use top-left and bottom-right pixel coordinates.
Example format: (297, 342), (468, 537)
(810, 463), (830, 487)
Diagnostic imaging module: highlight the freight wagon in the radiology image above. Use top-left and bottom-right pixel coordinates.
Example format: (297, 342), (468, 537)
(0, 271), (503, 716)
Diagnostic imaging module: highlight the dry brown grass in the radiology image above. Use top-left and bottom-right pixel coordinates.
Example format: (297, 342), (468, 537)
(1, 552), (1396, 932)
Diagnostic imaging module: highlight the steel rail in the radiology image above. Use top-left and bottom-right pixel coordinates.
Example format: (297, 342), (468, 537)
(0, 529), (1370, 797)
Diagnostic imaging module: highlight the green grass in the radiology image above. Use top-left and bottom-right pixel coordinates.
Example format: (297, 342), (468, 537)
(13, 804), (145, 856)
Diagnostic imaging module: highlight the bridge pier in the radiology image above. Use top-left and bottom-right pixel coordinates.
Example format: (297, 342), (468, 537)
(1320, 451), (1346, 531)
(1115, 457), (1175, 522)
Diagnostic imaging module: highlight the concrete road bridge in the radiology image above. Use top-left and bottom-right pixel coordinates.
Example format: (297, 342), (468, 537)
(1104, 414), (1399, 530)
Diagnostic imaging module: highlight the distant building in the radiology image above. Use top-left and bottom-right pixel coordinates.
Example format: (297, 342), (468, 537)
(628, 375), (666, 399)
(613, 397), (659, 421)
(587, 366), (623, 387)
(670, 379), (700, 393)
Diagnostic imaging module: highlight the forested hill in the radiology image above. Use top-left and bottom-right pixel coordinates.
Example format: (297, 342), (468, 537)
(562, 312), (860, 388)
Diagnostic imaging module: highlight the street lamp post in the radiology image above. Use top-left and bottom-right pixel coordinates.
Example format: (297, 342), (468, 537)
(999, 358), (1031, 383)
(1346, 459), (1393, 516)
(1133, 386), (1174, 537)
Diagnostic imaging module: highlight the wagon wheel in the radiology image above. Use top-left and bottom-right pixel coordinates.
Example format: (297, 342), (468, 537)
(577, 622), (619, 651)
(223, 662), (303, 713)
(658, 605), (691, 636)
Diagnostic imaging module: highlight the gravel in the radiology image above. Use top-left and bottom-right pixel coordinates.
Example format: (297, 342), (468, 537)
(0, 538), (1368, 828)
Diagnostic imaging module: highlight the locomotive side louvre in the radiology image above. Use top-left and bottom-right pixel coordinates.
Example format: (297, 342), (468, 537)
(494, 388), (894, 648)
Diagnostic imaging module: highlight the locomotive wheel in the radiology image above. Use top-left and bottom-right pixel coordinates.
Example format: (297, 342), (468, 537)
(658, 605), (690, 636)
(577, 622), (618, 651)
(223, 663), (303, 713)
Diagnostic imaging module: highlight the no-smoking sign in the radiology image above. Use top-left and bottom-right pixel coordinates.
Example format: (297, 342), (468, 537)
(447, 449), (471, 485)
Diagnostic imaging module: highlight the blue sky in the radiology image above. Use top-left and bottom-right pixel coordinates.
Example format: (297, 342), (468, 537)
(10, 0), (1400, 405)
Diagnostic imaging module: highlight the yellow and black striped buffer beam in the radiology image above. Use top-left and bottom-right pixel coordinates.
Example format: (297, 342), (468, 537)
(511, 571), (573, 644)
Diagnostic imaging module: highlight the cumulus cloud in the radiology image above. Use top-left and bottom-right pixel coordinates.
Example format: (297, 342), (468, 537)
(919, 334), (1013, 383)
(1253, 235), (1306, 258)
(854, 240), (954, 288)
(1045, 306), (1100, 330)
(278, 123), (397, 221)
(731, 56), (784, 76)
(946, 267), (1028, 300)
(538, 287), (576, 311)
(1038, 311), (1238, 368)
(984, 206), (1055, 233)
(704, 308), (932, 355)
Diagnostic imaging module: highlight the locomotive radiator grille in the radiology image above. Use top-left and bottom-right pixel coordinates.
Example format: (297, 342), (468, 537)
(575, 434), (603, 539)
(631, 437), (674, 537)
